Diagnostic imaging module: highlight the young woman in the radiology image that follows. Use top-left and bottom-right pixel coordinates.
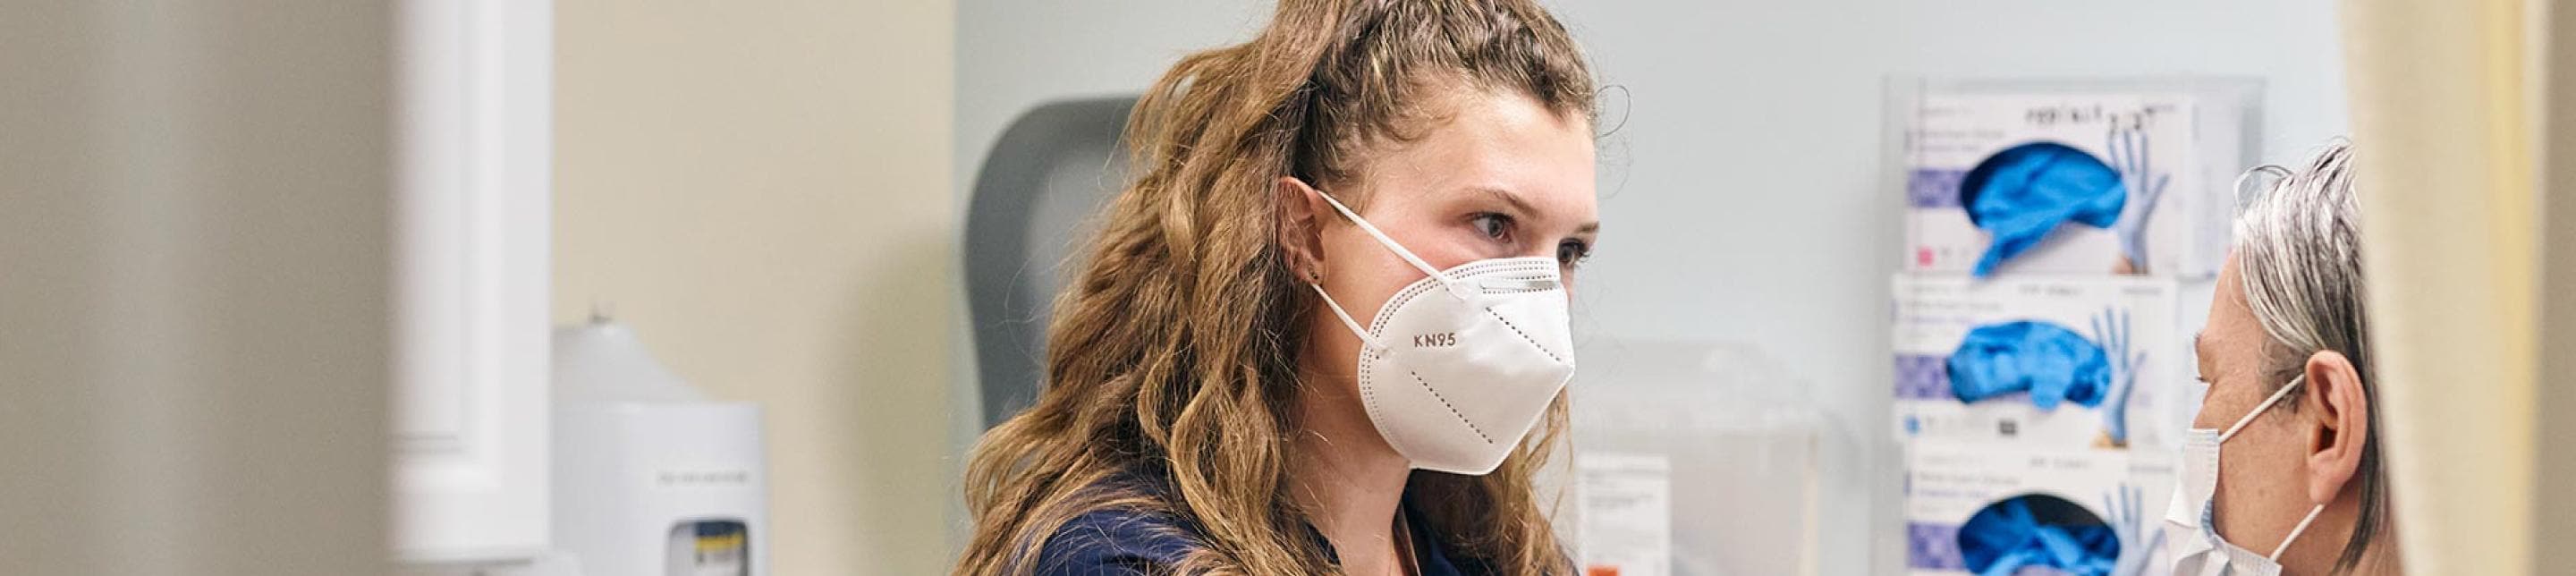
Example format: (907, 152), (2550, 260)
(953, 1), (1600, 574)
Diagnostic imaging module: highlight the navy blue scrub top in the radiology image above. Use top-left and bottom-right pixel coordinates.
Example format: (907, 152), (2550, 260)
(1028, 480), (1496, 575)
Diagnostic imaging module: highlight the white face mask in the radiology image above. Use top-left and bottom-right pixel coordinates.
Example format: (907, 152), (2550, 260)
(1306, 190), (1579, 475)
(2165, 375), (2327, 576)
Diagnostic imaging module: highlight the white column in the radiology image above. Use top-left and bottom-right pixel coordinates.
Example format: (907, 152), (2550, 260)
(2341, 0), (2543, 573)
(0, 1), (394, 574)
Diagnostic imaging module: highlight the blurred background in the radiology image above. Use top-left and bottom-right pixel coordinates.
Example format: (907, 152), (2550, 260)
(2, 1), (2566, 575)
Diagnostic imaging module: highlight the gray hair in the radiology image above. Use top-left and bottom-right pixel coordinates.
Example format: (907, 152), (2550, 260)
(2230, 139), (2387, 572)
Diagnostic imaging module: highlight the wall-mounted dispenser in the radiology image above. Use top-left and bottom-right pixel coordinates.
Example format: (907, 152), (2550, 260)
(552, 317), (768, 576)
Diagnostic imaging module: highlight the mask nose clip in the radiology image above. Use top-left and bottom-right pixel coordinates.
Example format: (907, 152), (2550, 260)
(1434, 274), (1472, 301)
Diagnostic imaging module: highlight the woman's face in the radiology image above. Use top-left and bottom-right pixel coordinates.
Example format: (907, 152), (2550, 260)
(2192, 252), (2327, 559)
(1300, 89), (1598, 384)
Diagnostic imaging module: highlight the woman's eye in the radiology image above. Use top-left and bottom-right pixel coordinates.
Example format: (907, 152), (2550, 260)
(1556, 240), (1591, 267)
(1470, 213), (1513, 241)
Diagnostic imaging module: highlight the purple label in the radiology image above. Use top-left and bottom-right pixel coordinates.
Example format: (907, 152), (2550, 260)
(1894, 353), (1952, 400)
(1909, 169), (1969, 208)
(1908, 522), (1967, 570)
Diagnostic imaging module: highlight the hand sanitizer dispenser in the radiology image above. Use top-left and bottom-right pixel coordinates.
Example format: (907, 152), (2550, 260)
(553, 317), (768, 576)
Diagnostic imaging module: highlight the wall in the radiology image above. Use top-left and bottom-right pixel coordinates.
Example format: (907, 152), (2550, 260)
(0, 1), (392, 573)
(956, 2), (2349, 574)
(555, 0), (957, 573)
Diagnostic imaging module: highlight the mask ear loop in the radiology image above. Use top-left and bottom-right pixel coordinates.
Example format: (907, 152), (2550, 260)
(1310, 190), (1472, 301)
(2218, 374), (2304, 442)
(2269, 504), (2328, 560)
(2206, 371), (2327, 560)
(1310, 284), (1389, 354)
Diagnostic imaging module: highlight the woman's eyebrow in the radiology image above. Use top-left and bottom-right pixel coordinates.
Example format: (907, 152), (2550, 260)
(1470, 186), (1535, 216)
(1470, 186), (1600, 234)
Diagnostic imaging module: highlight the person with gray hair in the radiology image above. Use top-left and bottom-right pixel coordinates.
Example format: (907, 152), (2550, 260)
(2167, 140), (2402, 575)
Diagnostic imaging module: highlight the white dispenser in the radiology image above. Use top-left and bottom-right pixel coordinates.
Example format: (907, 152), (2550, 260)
(553, 318), (769, 576)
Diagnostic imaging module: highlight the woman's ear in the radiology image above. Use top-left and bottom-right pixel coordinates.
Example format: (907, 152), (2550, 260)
(1275, 177), (1329, 282)
(2301, 350), (2371, 505)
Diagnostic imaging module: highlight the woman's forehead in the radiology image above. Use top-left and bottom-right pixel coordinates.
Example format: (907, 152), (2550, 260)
(1358, 96), (1596, 213)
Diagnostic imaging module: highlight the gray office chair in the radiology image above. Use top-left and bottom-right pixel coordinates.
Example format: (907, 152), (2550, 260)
(963, 96), (1137, 428)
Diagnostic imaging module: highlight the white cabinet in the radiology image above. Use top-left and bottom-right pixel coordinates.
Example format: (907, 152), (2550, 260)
(390, 0), (555, 564)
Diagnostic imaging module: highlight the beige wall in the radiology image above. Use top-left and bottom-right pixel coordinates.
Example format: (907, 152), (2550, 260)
(555, 1), (958, 574)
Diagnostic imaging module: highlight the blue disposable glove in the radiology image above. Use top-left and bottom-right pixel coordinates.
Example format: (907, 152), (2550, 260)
(1963, 143), (2129, 277)
(1949, 321), (2114, 410)
(1962, 497), (2121, 576)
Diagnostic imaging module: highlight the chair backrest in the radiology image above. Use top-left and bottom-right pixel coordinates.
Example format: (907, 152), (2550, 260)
(962, 97), (1137, 428)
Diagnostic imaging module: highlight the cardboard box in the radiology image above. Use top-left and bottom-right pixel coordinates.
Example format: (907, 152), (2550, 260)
(1894, 79), (2259, 279)
(1902, 441), (2176, 576)
(1891, 275), (2195, 451)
